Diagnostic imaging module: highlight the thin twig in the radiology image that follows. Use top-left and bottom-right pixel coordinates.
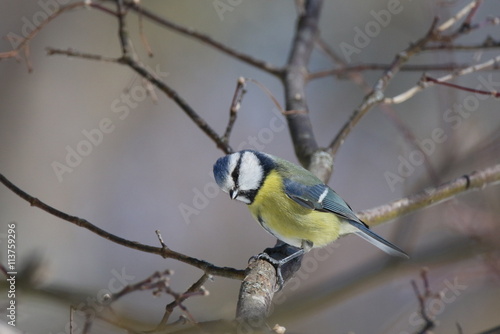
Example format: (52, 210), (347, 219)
(155, 230), (168, 250)
(47, 47), (232, 153)
(155, 273), (210, 330)
(222, 77), (247, 144)
(423, 75), (500, 97)
(0, 173), (244, 280)
(423, 42), (500, 51)
(437, 0), (480, 32)
(46, 48), (119, 62)
(385, 54), (500, 104)
(109, 269), (173, 302)
(0, 1), (92, 71)
(246, 78), (285, 113)
(116, 0), (132, 58)
(136, 3), (154, 57)
(119, 55), (233, 153)
(411, 268), (437, 334)
(308, 61), (500, 80)
(462, 0), (483, 29)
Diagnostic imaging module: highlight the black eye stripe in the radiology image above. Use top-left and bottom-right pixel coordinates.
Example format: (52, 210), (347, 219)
(231, 153), (243, 187)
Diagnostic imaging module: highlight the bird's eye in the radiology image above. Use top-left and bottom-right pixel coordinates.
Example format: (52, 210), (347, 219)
(231, 168), (239, 182)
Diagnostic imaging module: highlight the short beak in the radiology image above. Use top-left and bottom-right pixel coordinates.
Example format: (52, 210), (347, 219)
(229, 189), (238, 200)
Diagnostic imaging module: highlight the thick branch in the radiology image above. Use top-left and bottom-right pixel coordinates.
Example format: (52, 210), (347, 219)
(282, 0), (323, 167)
(0, 173), (244, 280)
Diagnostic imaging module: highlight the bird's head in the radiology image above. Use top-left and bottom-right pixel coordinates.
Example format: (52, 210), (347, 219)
(213, 150), (273, 204)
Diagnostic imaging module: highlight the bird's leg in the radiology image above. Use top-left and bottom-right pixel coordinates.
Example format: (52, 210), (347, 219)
(250, 240), (312, 292)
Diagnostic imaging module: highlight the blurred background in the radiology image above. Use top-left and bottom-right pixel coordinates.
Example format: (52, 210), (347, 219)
(0, 0), (499, 333)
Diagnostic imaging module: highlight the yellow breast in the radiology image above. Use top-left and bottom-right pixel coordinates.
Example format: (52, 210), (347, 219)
(248, 170), (343, 248)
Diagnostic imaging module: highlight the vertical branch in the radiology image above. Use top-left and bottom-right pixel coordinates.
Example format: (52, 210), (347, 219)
(222, 77), (247, 145)
(283, 0), (324, 167)
(115, 0), (131, 58)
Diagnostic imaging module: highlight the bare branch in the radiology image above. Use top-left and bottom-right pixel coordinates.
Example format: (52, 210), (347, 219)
(116, 0), (132, 57)
(437, 0), (481, 32)
(423, 75), (500, 97)
(0, 1), (89, 71)
(0, 173), (244, 280)
(121, 56), (233, 153)
(46, 48), (119, 62)
(108, 269), (174, 303)
(282, 0), (323, 167)
(47, 47), (232, 153)
(411, 268), (438, 334)
(358, 164), (500, 226)
(222, 77), (247, 144)
(120, 0), (283, 76)
(155, 273), (210, 330)
(327, 18), (440, 158)
(308, 61), (500, 80)
(385, 54), (500, 104)
(136, 3), (154, 57)
(423, 42), (500, 51)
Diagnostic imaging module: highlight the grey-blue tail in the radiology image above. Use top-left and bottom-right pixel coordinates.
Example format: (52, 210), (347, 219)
(349, 220), (409, 259)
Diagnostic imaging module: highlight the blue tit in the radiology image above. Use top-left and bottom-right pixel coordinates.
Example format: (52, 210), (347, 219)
(213, 150), (408, 285)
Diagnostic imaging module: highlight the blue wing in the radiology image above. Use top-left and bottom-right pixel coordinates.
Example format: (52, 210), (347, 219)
(284, 180), (408, 259)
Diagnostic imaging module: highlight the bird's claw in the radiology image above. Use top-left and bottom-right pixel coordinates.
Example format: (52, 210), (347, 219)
(249, 252), (285, 292)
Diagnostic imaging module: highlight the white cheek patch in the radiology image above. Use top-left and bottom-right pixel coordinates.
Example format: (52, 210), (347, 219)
(238, 151), (263, 191)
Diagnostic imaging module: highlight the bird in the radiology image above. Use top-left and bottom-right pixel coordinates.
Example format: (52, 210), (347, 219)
(213, 150), (408, 288)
